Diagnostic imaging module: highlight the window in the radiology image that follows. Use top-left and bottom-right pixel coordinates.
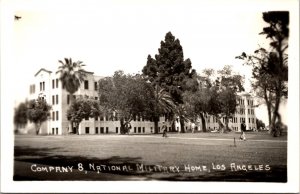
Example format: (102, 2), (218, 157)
(85, 127), (89, 134)
(143, 127), (145, 133)
(56, 111), (59, 120)
(40, 82), (42, 91)
(56, 95), (58, 104)
(100, 127), (104, 133)
(52, 112), (55, 121)
(134, 127), (136, 133)
(116, 127), (118, 133)
(56, 79), (59, 88)
(84, 80), (89, 89)
(169, 127), (171, 131)
(94, 82), (98, 91)
(248, 109), (250, 114)
(95, 127), (99, 134)
(100, 116), (104, 121)
(249, 118), (250, 123)
(106, 127), (109, 133)
(52, 79), (55, 89)
(105, 115), (109, 121)
(43, 82), (45, 91)
(56, 128), (58, 134)
(52, 128), (55, 134)
(67, 95), (70, 104)
(52, 95), (55, 105)
(95, 116), (98, 121)
(138, 127), (141, 133)
(150, 127), (153, 133)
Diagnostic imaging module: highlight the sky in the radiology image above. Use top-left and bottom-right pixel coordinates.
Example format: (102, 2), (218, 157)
(2, 0), (298, 124)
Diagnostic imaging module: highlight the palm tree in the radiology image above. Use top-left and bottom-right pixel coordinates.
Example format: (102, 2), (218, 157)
(56, 58), (86, 134)
(152, 85), (176, 134)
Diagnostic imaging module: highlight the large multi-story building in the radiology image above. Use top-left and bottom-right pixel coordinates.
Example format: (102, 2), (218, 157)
(203, 92), (257, 132)
(25, 68), (256, 135)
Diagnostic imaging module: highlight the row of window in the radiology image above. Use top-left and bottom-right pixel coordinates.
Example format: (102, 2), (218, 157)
(52, 111), (59, 121)
(40, 82), (45, 91)
(249, 118), (255, 124)
(52, 79), (59, 89)
(84, 126), (148, 134)
(52, 95), (59, 105)
(29, 84), (36, 94)
(237, 99), (254, 106)
(52, 127), (59, 135)
(84, 80), (98, 91)
(238, 108), (255, 115)
(31, 79), (99, 95)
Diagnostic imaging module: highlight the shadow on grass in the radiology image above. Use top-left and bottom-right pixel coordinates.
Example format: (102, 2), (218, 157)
(14, 146), (287, 182)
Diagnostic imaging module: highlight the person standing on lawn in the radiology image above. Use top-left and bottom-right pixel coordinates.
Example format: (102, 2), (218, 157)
(162, 122), (167, 137)
(240, 121), (246, 141)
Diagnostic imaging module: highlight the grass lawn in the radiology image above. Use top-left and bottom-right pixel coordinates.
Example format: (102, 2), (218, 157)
(14, 131), (287, 181)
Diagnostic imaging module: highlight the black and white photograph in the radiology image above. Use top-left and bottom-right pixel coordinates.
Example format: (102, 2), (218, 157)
(1, 0), (299, 193)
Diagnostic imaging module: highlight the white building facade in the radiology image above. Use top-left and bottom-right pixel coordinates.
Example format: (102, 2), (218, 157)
(26, 68), (256, 135)
(198, 93), (257, 132)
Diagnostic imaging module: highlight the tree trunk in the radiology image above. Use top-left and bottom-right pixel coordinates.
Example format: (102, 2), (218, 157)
(225, 117), (229, 132)
(216, 116), (224, 133)
(75, 123), (79, 135)
(35, 122), (41, 135)
(264, 89), (273, 134)
(69, 93), (75, 133)
(180, 116), (185, 133)
(120, 118), (125, 134)
(200, 113), (207, 132)
(154, 116), (159, 134)
(171, 120), (176, 132)
(271, 92), (281, 137)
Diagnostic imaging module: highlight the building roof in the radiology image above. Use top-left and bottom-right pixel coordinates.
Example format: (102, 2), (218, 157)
(81, 70), (94, 74)
(34, 68), (52, 77)
(237, 91), (252, 97)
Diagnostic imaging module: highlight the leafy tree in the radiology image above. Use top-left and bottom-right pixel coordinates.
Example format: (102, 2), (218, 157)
(66, 96), (101, 135)
(256, 118), (266, 130)
(236, 11), (288, 136)
(98, 71), (154, 134)
(214, 66), (244, 132)
(183, 66), (244, 132)
(27, 96), (52, 135)
(142, 32), (195, 133)
(56, 58), (87, 133)
(14, 101), (28, 130)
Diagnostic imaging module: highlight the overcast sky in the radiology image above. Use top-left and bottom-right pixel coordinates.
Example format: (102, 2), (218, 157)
(2, 0), (298, 124)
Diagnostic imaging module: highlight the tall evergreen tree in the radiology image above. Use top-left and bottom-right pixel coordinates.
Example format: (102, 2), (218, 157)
(142, 32), (195, 133)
